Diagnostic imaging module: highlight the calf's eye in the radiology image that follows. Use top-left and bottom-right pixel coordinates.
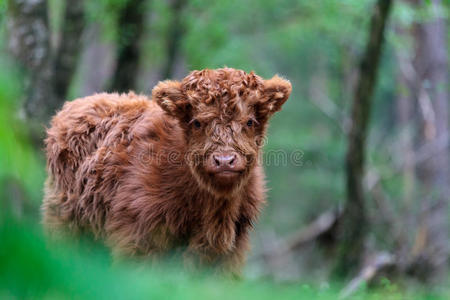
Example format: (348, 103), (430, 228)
(246, 119), (253, 127)
(193, 120), (201, 128)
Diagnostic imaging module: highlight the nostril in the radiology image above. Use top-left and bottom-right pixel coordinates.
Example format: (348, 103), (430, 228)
(213, 155), (221, 166)
(229, 155), (236, 166)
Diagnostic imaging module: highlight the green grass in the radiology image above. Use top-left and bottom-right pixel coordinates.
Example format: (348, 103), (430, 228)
(1, 213), (448, 300)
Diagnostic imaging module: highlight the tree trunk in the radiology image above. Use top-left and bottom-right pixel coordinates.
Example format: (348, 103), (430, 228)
(160, 0), (187, 80)
(7, 0), (85, 130)
(7, 0), (55, 124)
(395, 50), (419, 267)
(408, 0), (449, 282)
(79, 25), (116, 96)
(333, 0), (393, 279)
(108, 0), (146, 93)
(54, 1), (85, 99)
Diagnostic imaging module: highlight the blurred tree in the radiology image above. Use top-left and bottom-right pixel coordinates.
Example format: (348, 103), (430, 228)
(7, 0), (54, 125)
(333, 0), (393, 279)
(160, 0), (187, 80)
(54, 1), (85, 100)
(7, 0), (85, 129)
(108, 0), (147, 93)
(394, 23), (418, 271)
(407, 0), (449, 282)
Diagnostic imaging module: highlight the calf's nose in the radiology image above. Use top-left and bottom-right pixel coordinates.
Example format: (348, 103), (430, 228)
(213, 154), (236, 167)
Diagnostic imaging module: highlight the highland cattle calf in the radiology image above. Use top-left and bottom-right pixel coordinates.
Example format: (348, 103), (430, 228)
(42, 68), (291, 273)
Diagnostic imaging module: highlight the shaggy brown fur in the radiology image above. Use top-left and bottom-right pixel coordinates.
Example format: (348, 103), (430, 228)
(42, 68), (291, 272)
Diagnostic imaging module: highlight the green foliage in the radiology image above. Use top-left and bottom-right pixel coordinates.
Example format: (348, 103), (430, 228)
(85, 0), (149, 42)
(1, 213), (446, 299)
(0, 56), (45, 209)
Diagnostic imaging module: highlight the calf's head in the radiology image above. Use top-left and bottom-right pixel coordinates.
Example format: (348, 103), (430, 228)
(153, 68), (291, 194)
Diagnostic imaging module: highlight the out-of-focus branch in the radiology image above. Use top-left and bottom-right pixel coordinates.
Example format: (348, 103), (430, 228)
(396, 52), (437, 139)
(285, 208), (342, 252)
(250, 208), (342, 262)
(309, 92), (350, 134)
(339, 252), (395, 299)
(366, 133), (450, 192)
(308, 57), (350, 134)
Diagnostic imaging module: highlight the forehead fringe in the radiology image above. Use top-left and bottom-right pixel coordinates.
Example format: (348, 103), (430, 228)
(181, 68), (263, 109)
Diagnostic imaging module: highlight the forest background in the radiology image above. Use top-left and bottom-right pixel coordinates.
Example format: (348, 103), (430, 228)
(1, 0), (449, 298)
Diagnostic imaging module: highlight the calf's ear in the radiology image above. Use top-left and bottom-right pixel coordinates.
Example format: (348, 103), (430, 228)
(152, 80), (190, 121)
(256, 75), (292, 119)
